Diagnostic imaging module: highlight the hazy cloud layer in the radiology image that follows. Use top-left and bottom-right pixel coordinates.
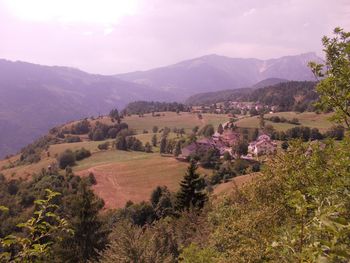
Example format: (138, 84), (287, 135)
(0, 0), (349, 74)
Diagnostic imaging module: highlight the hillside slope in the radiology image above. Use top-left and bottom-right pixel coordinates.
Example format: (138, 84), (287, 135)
(0, 59), (165, 158)
(185, 78), (287, 105)
(186, 80), (317, 112)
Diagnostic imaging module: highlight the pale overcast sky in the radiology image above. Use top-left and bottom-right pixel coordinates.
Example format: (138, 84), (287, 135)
(0, 0), (349, 74)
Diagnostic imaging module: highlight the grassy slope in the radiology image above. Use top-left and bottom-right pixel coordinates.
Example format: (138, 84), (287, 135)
(235, 112), (333, 132)
(123, 112), (229, 133)
(75, 151), (211, 209)
(0, 112), (226, 207)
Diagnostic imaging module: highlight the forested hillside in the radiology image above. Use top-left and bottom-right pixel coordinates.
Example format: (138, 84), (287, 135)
(249, 81), (318, 111)
(186, 80), (318, 112)
(0, 60), (166, 158)
(123, 101), (190, 115)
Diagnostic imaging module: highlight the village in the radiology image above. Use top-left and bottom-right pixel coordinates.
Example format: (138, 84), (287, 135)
(179, 120), (277, 161)
(190, 101), (279, 115)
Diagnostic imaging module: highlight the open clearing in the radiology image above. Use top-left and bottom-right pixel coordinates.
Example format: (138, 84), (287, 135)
(236, 112), (333, 132)
(75, 151), (211, 209)
(123, 112), (229, 133)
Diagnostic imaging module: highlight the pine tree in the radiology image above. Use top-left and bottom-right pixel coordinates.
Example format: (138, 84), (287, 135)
(176, 160), (207, 211)
(57, 182), (108, 262)
(109, 108), (121, 124)
(217, 123), (224, 134)
(160, 137), (167, 154)
(152, 134), (157, 147)
(259, 113), (265, 129)
(174, 141), (182, 157)
(144, 142), (152, 153)
(115, 135), (127, 150)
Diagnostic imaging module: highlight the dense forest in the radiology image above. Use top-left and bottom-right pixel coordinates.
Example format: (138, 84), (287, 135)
(122, 101), (190, 115)
(185, 88), (252, 106)
(186, 81), (318, 112)
(249, 81), (318, 112)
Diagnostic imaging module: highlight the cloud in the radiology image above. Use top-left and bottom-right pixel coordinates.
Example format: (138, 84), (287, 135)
(243, 8), (256, 16)
(0, 0), (349, 74)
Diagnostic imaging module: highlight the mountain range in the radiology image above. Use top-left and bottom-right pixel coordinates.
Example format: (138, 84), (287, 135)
(117, 52), (320, 100)
(0, 52), (321, 158)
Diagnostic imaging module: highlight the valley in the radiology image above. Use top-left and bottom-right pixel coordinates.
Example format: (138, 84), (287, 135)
(0, 108), (337, 209)
(0, 2), (349, 261)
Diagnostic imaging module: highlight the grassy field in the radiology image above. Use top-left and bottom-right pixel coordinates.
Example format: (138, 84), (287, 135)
(74, 150), (211, 209)
(235, 112), (334, 132)
(0, 111), (228, 207)
(123, 112), (229, 133)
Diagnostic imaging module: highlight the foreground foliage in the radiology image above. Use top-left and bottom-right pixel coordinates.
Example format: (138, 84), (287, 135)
(0, 189), (72, 262)
(181, 138), (350, 262)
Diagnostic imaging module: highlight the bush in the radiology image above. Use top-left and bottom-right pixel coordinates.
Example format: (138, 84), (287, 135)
(324, 125), (345, 140)
(91, 128), (104, 141)
(107, 128), (118, 139)
(71, 119), (90, 134)
(65, 136), (81, 143)
(97, 142), (109, 150)
(233, 159), (250, 174)
(74, 148), (91, 161)
(251, 162), (260, 172)
(144, 142), (152, 153)
(87, 172), (97, 185)
(58, 149), (76, 169)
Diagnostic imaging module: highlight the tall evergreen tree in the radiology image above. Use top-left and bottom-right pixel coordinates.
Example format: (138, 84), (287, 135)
(174, 140), (182, 157)
(109, 108), (121, 124)
(115, 135), (127, 150)
(151, 134), (157, 147)
(57, 182), (108, 263)
(160, 137), (167, 154)
(176, 160), (207, 211)
(217, 123), (224, 134)
(259, 113), (265, 129)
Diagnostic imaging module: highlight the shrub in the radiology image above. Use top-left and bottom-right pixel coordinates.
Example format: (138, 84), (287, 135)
(97, 142), (109, 150)
(58, 149), (76, 169)
(74, 148), (91, 161)
(87, 172), (97, 185)
(65, 136), (81, 143)
(91, 128), (104, 141)
(144, 142), (152, 153)
(233, 159), (250, 174)
(324, 125), (345, 140)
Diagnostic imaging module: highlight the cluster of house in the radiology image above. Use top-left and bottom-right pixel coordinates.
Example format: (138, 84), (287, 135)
(179, 122), (278, 160)
(191, 102), (278, 114)
(179, 129), (239, 159)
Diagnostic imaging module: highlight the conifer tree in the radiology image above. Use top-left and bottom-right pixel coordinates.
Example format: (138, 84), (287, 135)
(115, 135), (127, 150)
(217, 123), (224, 134)
(144, 142), (152, 153)
(152, 134), (157, 147)
(57, 182), (108, 262)
(176, 160), (207, 211)
(160, 137), (167, 154)
(174, 140), (182, 157)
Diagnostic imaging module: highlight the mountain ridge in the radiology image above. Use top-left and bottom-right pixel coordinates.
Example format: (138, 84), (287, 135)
(116, 52), (321, 100)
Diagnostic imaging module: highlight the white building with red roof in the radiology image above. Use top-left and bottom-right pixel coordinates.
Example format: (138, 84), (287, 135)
(248, 134), (277, 156)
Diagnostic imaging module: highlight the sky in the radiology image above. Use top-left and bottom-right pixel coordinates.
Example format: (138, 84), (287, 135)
(0, 0), (349, 74)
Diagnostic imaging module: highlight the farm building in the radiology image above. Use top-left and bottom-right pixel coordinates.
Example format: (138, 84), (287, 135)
(248, 134), (277, 156)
